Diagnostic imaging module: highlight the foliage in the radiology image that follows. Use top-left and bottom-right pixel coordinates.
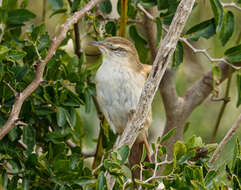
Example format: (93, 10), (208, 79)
(0, 0), (241, 189)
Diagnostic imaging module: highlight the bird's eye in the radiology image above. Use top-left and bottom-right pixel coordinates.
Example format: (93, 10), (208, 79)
(112, 47), (124, 52)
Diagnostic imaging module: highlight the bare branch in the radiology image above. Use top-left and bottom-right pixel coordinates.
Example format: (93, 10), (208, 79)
(221, 2), (241, 11)
(3, 80), (17, 96)
(210, 113), (241, 164)
(107, 0), (195, 187)
(0, 0), (104, 140)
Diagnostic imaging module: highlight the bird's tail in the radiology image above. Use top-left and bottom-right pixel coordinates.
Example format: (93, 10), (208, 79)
(129, 135), (151, 180)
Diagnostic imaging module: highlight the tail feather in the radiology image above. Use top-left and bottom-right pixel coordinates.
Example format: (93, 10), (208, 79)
(129, 136), (151, 180)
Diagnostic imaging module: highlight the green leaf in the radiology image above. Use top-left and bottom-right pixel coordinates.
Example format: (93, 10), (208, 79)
(23, 126), (36, 154)
(8, 50), (26, 60)
(22, 177), (29, 190)
(233, 175), (241, 189)
(57, 107), (67, 127)
(105, 21), (116, 36)
(177, 150), (195, 164)
(236, 74), (241, 107)
(173, 141), (187, 161)
(219, 11), (234, 46)
(155, 17), (162, 47)
(135, 179), (155, 188)
(140, 0), (157, 8)
(204, 170), (217, 186)
(0, 45), (9, 58)
(185, 18), (216, 41)
(0, 8), (8, 23)
(7, 9), (36, 24)
(97, 172), (107, 190)
(160, 128), (176, 143)
(140, 144), (146, 163)
(31, 24), (46, 42)
(49, 8), (67, 18)
(72, 0), (81, 12)
(129, 25), (149, 63)
(117, 145), (130, 165)
(48, 0), (63, 8)
(2, 170), (8, 189)
(99, 0), (112, 14)
(172, 41), (184, 67)
(210, 0), (223, 32)
(225, 44), (241, 63)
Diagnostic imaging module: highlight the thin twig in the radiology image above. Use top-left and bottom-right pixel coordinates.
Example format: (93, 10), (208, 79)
(137, 4), (155, 21)
(209, 113), (241, 164)
(0, 0), (104, 140)
(211, 68), (233, 142)
(3, 80), (17, 96)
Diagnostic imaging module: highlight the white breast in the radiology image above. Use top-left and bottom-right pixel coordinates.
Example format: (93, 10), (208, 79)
(95, 57), (145, 134)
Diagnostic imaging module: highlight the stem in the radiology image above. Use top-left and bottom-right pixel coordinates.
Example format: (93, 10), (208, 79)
(119, 0), (128, 37)
(67, 0), (82, 59)
(211, 67), (232, 142)
(210, 113), (241, 164)
(42, 0), (46, 22)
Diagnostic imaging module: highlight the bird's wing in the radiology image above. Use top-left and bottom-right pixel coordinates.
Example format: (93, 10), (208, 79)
(142, 64), (152, 74)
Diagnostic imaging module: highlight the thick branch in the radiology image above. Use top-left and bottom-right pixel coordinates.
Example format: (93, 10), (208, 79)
(210, 113), (241, 164)
(0, 0), (104, 140)
(107, 0), (195, 187)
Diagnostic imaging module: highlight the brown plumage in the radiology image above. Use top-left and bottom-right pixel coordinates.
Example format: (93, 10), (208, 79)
(90, 37), (152, 180)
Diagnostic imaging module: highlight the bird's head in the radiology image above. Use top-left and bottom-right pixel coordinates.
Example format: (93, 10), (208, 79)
(89, 37), (139, 60)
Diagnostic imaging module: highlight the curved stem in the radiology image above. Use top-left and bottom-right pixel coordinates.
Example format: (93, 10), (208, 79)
(211, 67), (233, 142)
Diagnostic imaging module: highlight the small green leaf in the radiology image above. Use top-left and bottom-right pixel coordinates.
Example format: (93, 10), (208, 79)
(7, 9), (36, 24)
(117, 144), (130, 165)
(140, 144), (147, 163)
(204, 170), (217, 186)
(8, 50), (26, 60)
(72, 0), (81, 12)
(49, 8), (67, 18)
(129, 25), (149, 63)
(105, 21), (116, 36)
(173, 141), (187, 161)
(22, 177), (29, 190)
(219, 11), (234, 46)
(185, 18), (216, 41)
(135, 179), (155, 188)
(48, 0), (63, 8)
(233, 175), (241, 189)
(160, 128), (176, 143)
(99, 0), (112, 14)
(210, 0), (224, 32)
(0, 45), (9, 58)
(23, 126), (36, 154)
(155, 17), (162, 47)
(0, 8), (8, 23)
(172, 41), (184, 67)
(97, 172), (107, 190)
(236, 74), (241, 107)
(225, 44), (241, 63)
(57, 107), (67, 127)
(2, 170), (8, 189)
(177, 150), (195, 164)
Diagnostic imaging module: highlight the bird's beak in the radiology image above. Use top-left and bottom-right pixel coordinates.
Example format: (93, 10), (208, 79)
(88, 41), (105, 48)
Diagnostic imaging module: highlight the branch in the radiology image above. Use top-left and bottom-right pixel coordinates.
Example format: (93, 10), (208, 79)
(0, 0), (104, 140)
(107, 0), (195, 187)
(221, 2), (241, 12)
(209, 113), (241, 164)
(183, 62), (237, 116)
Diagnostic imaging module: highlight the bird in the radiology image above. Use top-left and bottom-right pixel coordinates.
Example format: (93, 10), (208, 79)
(89, 36), (152, 179)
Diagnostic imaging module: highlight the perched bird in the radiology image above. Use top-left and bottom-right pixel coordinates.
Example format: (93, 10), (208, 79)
(90, 37), (152, 179)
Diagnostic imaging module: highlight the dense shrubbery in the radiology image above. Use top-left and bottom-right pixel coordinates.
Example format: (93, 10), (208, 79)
(0, 0), (241, 189)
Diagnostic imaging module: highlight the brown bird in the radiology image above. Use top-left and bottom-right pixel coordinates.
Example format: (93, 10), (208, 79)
(90, 37), (152, 179)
